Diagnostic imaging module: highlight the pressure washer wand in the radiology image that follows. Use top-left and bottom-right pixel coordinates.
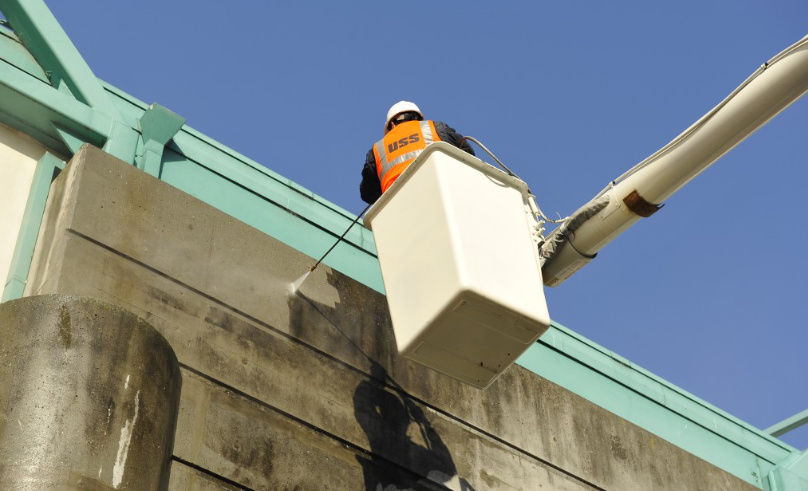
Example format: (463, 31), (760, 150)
(309, 203), (372, 273)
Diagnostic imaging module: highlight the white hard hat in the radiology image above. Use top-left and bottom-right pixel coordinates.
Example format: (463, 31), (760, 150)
(385, 101), (423, 130)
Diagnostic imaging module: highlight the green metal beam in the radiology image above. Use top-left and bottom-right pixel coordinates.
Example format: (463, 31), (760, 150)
(766, 408), (808, 438)
(0, 57), (109, 150)
(2, 152), (63, 302)
(52, 123), (87, 154)
(766, 450), (808, 490)
(0, 0), (123, 119)
(0, 1), (140, 163)
(0, 57), (139, 162)
(103, 118), (139, 163)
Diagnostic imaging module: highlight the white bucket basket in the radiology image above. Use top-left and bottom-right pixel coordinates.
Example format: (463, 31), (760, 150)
(364, 143), (550, 389)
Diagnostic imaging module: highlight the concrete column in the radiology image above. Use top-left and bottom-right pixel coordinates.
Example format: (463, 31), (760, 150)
(0, 294), (181, 490)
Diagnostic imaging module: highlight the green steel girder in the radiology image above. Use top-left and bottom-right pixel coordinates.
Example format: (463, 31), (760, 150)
(0, 57), (110, 150)
(766, 450), (808, 491)
(104, 118), (139, 163)
(0, 0), (140, 163)
(52, 123), (88, 154)
(767, 408), (808, 439)
(0, 0), (122, 119)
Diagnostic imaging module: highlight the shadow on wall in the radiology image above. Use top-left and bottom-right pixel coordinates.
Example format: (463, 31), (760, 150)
(288, 271), (476, 490)
(354, 361), (476, 491)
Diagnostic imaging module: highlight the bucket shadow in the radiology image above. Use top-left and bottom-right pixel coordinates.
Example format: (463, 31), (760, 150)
(354, 361), (477, 490)
(289, 276), (475, 490)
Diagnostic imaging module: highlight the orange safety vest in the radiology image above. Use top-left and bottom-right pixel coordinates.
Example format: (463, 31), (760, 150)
(373, 120), (441, 193)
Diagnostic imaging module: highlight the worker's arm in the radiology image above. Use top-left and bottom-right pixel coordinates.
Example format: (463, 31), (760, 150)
(434, 121), (475, 156)
(359, 148), (382, 204)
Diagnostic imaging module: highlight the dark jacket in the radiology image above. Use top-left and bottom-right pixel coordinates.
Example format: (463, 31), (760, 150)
(360, 121), (475, 204)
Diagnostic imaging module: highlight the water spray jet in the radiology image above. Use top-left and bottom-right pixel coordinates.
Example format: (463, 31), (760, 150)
(290, 203), (371, 294)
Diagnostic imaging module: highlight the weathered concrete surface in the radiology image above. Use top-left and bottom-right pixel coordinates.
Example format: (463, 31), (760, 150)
(169, 462), (240, 491)
(24, 144), (759, 490)
(0, 294), (180, 490)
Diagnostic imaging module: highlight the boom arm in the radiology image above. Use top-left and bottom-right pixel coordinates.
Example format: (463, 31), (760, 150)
(541, 34), (808, 287)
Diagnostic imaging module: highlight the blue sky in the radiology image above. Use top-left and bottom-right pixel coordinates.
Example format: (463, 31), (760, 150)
(39, 1), (808, 448)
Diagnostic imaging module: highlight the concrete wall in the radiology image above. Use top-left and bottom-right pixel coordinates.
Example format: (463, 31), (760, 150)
(22, 144), (759, 490)
(0, 122), (49, 299)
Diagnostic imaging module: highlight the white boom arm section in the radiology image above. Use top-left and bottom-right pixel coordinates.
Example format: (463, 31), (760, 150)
(541, 34), (808, 286)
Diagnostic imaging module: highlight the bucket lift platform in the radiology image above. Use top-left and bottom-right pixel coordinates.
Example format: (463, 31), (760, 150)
(364, 143), (551, 389)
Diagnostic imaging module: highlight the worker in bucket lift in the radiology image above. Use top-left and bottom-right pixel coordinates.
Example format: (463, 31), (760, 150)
(360, 101), (475, 204)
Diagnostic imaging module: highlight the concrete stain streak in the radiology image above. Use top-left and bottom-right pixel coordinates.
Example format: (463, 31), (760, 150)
(57, 305), (72, 348)
(113, 390), (140, 488)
